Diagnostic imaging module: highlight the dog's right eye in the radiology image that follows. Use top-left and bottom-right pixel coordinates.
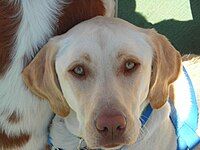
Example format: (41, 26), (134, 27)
(69, 65), (87, 79)
(74, 66), (84, 76)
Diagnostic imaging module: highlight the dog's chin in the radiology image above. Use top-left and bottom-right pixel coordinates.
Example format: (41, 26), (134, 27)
(101, 144), (123, 150)
(87, 137), (136, 150)
(88, 144), (123, 150)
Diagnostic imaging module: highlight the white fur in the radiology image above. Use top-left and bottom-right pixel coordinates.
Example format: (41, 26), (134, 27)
(50, 116), (80, 150)
(0, 1), (115, 149)
(102, 0), (116, 17)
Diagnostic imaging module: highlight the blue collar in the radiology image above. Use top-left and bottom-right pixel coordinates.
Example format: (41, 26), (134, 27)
(140, 66), (200, 150)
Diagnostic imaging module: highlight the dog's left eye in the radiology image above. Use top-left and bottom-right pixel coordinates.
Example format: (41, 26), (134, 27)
(125, 61), (135, 70)
(123, 60), (140, 75)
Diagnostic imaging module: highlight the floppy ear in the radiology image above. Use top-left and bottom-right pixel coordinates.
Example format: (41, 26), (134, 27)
(22, 40), (70, 117)
(147, 29), (182, 109)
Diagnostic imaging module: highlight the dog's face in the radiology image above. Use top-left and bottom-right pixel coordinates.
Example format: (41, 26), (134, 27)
(22, 17), (181, 149)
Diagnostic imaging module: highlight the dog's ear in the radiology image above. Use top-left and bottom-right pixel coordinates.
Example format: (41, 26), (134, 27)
(147, 29), (182, 109)
(22, 40), (70, 117)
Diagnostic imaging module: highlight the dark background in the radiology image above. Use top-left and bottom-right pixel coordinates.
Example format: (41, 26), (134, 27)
(118, 0), (200, 54)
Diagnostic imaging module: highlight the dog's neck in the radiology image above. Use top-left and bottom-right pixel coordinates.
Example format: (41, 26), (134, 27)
(63, 109), (82, 137)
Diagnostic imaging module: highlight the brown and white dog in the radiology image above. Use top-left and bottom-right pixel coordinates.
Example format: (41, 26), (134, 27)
(0, 1), (116, 149)
(22, 17), (200, 150)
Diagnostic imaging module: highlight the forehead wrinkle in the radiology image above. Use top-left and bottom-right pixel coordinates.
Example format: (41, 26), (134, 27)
(80, 53), (91, 63)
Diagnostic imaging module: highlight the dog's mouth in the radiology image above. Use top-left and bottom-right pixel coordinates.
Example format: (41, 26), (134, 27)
(102, 143), (123, 149)
(99, 136), (127, 148)
(81, 139), (124, 150)
(86, 136), (130, 150)
(104, 143), (120, 148)
(89, 144), (123, 150)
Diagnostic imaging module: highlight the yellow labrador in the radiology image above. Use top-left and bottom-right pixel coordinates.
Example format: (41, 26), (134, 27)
(22, 17), (200, 150)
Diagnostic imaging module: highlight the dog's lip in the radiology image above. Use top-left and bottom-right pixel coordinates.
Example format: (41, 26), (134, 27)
(89, 140), (124, 149)
(100, 142), (125, 149)
(104, 143), (120, 148)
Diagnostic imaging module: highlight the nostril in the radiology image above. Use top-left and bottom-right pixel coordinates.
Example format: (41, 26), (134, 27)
(97, 126), (109, 132)
(96, 120), (109, 133)
(117, 126), (126, 135)
(103, 127), (108, 132)
(117, 125), (123, 131)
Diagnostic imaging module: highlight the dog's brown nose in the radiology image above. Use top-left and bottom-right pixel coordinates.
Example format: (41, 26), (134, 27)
(95, 110), (126, 137)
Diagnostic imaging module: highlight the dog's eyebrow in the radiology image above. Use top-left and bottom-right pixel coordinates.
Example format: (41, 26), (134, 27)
(80, 53), (91, 63)
(67, 53), (91, 70)
(117, 51), (140, 62)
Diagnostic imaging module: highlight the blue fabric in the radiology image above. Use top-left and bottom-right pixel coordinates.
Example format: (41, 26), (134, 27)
(47, 135), (52, 146)
(169, 66), (200, 150)
(48, 135), (64, 150)
(139, 66), (200, 150)
(140, 103), (153, 126)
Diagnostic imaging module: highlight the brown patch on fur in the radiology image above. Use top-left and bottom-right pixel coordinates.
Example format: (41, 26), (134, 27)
(0, 129), (30, 149)
(55, 0), (105, 35)
(0, 1), (21, 76)
(7, 111), (20, 124)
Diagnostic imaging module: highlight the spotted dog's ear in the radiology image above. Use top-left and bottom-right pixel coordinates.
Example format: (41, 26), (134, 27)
(147, 29), (182, 109)
(22, 40), (70, 117)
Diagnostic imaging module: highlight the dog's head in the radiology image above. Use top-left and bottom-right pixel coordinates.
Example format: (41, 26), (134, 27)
(22, 17), (181, 149)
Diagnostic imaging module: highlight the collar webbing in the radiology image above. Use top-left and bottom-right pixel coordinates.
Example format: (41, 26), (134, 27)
(140, 103), (153, 127)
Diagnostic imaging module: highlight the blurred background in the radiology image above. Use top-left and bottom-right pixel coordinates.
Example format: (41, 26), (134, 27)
(118, 0), (200, 54)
